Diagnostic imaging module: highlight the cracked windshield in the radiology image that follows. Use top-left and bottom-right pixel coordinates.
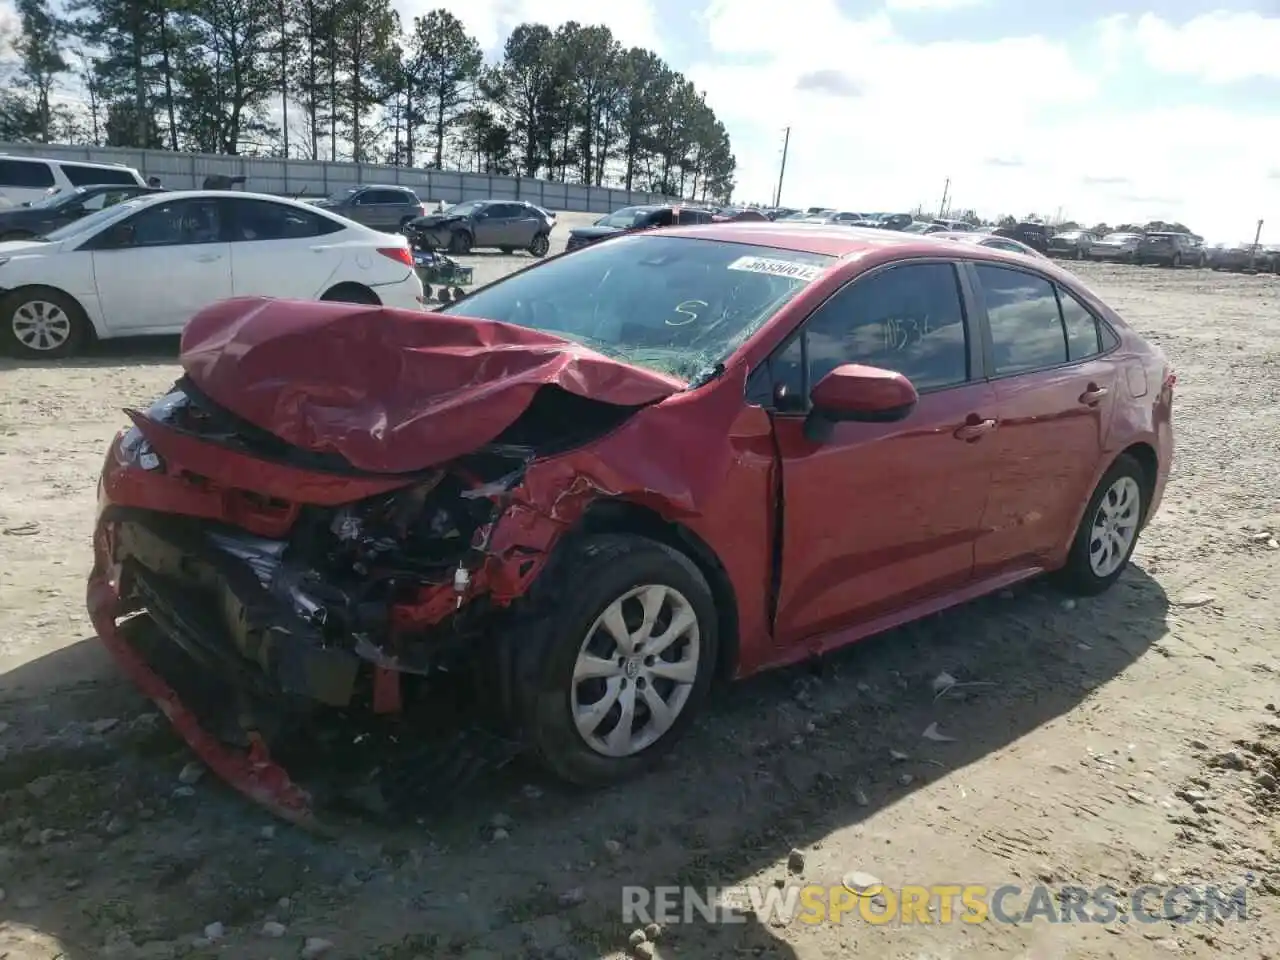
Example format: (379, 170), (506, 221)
(438, 234), (833, 383)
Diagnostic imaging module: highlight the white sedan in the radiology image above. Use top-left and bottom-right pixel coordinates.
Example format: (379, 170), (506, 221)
(0, 189), (425, 358)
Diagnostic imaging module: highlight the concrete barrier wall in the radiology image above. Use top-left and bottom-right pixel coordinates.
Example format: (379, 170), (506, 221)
(0, 142), (683, 213)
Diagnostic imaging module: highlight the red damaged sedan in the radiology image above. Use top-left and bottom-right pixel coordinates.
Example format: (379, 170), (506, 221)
(88, 222), (1174, 820)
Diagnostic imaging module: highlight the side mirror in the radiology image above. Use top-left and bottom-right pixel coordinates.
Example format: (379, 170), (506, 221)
(803, 364), (918, 442)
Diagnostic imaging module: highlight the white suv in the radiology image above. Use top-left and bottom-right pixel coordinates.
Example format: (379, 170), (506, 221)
(0, 155), (148, 209)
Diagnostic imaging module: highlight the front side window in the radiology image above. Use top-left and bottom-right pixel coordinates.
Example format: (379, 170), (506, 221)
(596, 207), (656, 229)
(802, 262), (970, 393)
(975, 264), (1066, 374)
(113, 198), (224, 247)
(438, 234), (832, 382)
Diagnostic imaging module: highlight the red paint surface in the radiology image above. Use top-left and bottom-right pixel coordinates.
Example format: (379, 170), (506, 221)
(179, 297), (684, 474)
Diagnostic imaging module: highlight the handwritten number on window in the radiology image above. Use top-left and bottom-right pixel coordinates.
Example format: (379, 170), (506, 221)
(882, 315), (931, 351)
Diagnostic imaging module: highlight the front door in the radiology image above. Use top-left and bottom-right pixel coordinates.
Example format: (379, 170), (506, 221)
(89, 196), (231, 332)
(968, 263), (1118, 575)
(762, 261), (998, 646)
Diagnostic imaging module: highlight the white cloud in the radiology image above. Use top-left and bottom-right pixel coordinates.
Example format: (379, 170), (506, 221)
(685, 3), (1280, 243)
(884, 0), (987, 11)
(1132, 11), (1280, 83)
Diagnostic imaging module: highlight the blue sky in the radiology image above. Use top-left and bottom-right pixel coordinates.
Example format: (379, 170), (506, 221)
(421, 0), (1280, 241)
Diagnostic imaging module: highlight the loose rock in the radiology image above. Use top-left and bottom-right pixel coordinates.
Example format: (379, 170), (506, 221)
(261, 921), (287, 938)
(787, 848), (806, 873)
(178, 762), (205, 785)
(301, 937), (335, 958)
(203, 921), (225, 941)
(628, 929), (648, 947)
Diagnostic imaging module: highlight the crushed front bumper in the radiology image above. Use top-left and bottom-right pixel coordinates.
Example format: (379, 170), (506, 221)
(87, 513), (350, 827)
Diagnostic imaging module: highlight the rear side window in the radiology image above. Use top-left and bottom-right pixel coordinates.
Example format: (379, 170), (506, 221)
(0, 158), (55, 188)
(227, 198), (344, 241)
(975, 265), (1066, 374)
(62, 164), (139, 187)
(1057, 287), (1102, 360)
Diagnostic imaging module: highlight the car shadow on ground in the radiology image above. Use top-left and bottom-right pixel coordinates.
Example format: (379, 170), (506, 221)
(0, 566), (1169, 959)
(0, 335), (180, 370)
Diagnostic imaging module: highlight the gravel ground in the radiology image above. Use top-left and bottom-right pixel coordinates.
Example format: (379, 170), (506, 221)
(0, 254), (1278, 960)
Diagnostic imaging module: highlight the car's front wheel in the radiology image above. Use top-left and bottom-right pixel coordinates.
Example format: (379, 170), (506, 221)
(519, 534), (719, 786)
(1, 286), (90, 359)
(528, 233), (550, 257)
(448, 230), (473, 255)
(1057, 453), (1147, 596)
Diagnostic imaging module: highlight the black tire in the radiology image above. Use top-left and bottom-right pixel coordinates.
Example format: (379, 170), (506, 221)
(0, 286), (91, 359)
(499, 246), (514, 255)
(1055, 453), (1148, 597)
(448, 230), (473, 255)
(528, 233), (550, 258)
(320, 283), (380, 305)
(514, 533), (719, 787)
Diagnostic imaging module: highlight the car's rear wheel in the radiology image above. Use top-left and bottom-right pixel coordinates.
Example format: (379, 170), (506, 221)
(448, 230), (473, 255)
(1056, 454), (1147, 596)
(1, 286), (90, 359)
(1171, 253), (1182, 268)
(517, 534), (718, 786)
(528, 233), (550, 258)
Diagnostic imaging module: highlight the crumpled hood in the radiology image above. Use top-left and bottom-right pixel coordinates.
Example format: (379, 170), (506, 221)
(178, 297), (683, 474)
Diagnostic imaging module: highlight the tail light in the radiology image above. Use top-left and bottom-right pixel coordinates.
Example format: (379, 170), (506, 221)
(378, 246), (414, 267)
(1164, 370), (1177, 389)
(419, 203), (430, 216)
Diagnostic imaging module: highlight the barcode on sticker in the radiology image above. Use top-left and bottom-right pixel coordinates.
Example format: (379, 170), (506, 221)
(727, 256), (822, 282)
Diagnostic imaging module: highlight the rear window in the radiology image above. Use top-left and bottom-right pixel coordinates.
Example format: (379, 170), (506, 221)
(0, 158), (55, 188)
(62, 163), (140, 187)
(439, 234), (833, 383)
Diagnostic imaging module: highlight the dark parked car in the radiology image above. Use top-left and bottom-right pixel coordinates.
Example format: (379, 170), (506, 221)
(1135, 232), (1204, 267)
(406, 199), (553, 256)
(89, 222), (1173, 820)
(564, 204), (715, 253)
(1209, 242), (1277, 272)
(1047, 229), (1095, 260)
(0, 183), (162, 241)
(992, 221), (1049, 254)
(309, 184), (427, 232)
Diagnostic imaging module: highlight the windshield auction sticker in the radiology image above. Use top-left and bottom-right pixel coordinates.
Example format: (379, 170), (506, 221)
(727, 256), (823, 282)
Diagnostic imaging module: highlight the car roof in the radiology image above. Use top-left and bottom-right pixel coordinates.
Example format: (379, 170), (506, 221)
(652, 221), (1065, 266)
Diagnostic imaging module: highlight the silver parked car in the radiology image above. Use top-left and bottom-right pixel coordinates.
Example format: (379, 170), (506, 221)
(932, 231), (1048, 258)
(309, 185), (427, 231)
(405, 199), (553, 256)
(1088, 232), (1143, 262)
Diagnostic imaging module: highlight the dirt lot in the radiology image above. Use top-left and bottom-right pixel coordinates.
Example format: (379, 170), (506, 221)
(1, 250), (1278, 960)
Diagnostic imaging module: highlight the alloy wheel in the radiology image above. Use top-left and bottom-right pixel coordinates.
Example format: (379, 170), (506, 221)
(1088, 476), (1141, 577)
(570, 583), (701, 758)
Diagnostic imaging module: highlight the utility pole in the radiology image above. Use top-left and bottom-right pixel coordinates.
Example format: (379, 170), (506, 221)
(937, 178), (950, 219)
(774, 127), (791, 208)
(1249, 218), (1264, 271)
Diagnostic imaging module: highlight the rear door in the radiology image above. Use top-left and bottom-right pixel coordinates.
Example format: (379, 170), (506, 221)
(87, 196), (232, 332)
(967, 263), (1119, 576)
(503, 203), (544, 246)
(225, 197), (348, 299)
(755, 260), (998, 647)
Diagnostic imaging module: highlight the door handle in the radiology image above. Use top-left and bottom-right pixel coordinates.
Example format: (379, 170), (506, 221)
(193, 253), (222, 263)
(953, 415), (997, 441)
(1079, 383), (1109, 406)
